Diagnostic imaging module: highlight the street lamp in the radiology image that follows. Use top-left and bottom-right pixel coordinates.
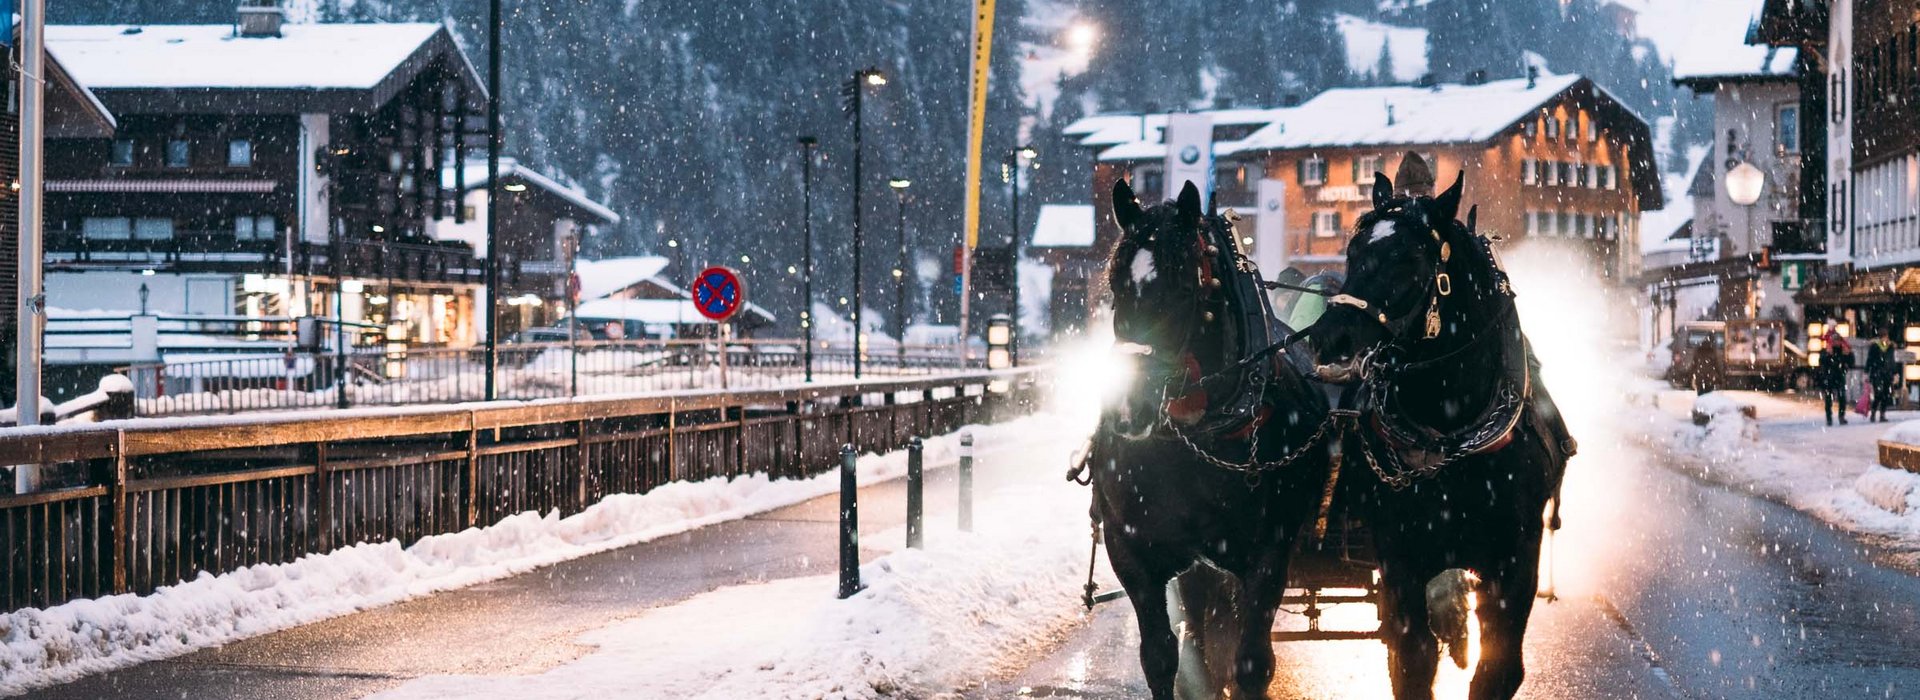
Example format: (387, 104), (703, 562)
(1725, 161), (1765, 319)
(889, 177), (912, 363)
(799, 135), (818, 382)
(844, 66), (886, 378)
(1006, 145), (1037, 365)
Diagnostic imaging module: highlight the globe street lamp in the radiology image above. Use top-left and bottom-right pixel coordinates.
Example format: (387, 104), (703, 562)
(844, 67), (886, 378)
(1725, 161), (1766, 319)
(799, 135), (818, 382)
(1007, 145), (1037, 365)
(889, 177), (912, 363)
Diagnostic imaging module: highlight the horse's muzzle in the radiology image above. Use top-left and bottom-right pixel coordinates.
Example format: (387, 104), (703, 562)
(1314, 359), (1365, 385)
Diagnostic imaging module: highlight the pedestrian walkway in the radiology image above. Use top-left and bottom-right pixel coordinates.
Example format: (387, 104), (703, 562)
(18, 432), (1063, 700)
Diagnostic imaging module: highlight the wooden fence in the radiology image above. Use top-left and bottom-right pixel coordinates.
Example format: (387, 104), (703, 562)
(0, 370), (1038, 613)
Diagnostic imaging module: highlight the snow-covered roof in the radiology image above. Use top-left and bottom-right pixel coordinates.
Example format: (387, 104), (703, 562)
(1064, 109), (1293, 149)
(1335, 14), (1429, 84)
(448, 158), (620, 225)
(48, 23), (444, 90)
(1670, 0), (1797, 85)
(1030, 204), (1096, 248)
(574, 296), (774, 326)
(574, 256), (670, 301)
(1234, 74), (1586, 151)
(1641, 146), (1708, 255)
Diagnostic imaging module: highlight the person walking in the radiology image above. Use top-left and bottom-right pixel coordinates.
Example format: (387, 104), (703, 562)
(1821, 326), (1854, 426)
(1866, 328), (1899, 423)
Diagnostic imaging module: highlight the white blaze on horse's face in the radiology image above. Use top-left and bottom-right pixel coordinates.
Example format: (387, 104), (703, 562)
(1129, 249), (1158, 290)
(1370, 220), (1399, 242)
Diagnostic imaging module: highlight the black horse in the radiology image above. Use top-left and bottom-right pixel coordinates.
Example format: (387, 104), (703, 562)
(1307, 172), (1570, 700)
(1095, 179), (1332, 699)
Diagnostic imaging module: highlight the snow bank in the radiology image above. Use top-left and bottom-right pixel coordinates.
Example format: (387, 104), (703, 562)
(1882, 418), (1920, 447)
(1854, 467), (1920, 516)
(0, 414), (1062, 696)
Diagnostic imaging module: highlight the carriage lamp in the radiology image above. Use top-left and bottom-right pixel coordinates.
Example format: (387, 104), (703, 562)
(1836, 322), (1854, 337)
(986, 314), (1013, 370)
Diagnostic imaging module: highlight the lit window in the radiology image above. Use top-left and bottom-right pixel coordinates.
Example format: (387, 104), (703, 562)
(82, 217), (132, 240)
(134, 218), (175, 241)
(1298, 156), (1328, 186)
(1777, 104), (1800, 154)
(234, 215), (277, 241)
(165, 140), (190, 168)
(228, 139), (253, 167)
(1522, 158), (1537, 185)
(110, 139), (135, 167)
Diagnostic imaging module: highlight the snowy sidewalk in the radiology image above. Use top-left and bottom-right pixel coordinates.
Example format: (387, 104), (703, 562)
(1640, 385), (1920, 565)
(11, 413), (1094, 700)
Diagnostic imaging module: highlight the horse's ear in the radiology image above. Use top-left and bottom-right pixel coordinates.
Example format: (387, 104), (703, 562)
(1207, 189), (1217, 218)
(1428, 171), (1464, 223)
(1176, 181), (1203, 222)
(1371, 174), (1394, 210)
(1112, 178), (1144, 230)
(1465, 205), (1479, 235)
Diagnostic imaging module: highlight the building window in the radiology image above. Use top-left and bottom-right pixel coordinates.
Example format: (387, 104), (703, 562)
(1544, 160), (1559, 187)
(110, 139), (135, 167)
(1354, 155), (1383, 185)
(1522, 158), (1537, 185)
(1570, 159), (1584, 187)
(1562, 162), (1579, 186)
(1133, 166), (1163, 201)
(1545, 114), (1561, 140)
(1311, 210), (1342, 237)
(82, 217), (132, 240)
(1585, 119), (1599, 143)
(1777, 104), (1800, 154)
(134, 218), (175, 241)
(165, 139), (190, 168)
(228, 139), (253, 167)
(1523, 119), (1537, 139)
(1526, 210), (1539, 236)
(1603, 165), (1619, 190)
(1557, 211), (1572, 237)
(234, 215), (276, 241)
(1298, 156), (1328, 186)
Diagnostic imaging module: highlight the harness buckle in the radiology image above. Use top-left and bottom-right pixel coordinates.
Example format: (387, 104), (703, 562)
(1436, 273), (1452, 297)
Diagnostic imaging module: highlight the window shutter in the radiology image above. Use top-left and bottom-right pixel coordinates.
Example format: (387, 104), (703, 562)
(1297, 159), (1308, 185)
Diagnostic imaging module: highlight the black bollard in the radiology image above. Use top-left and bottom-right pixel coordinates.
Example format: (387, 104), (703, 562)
(838, 444), (862, 599)
(906, 438), (924, 549)
(958, 431), (974, 533)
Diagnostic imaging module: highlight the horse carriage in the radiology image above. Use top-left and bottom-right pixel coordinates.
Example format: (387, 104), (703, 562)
(1084, 156), (1571, 700)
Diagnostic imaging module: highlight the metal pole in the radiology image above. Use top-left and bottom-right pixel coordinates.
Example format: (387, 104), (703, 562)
(568, 237), (579, 398)
(851, 76), (865, 380)
(906, 437), (923, 549)
(896, 190), (908, 367)
(1008, 151), (1021, 366)
(958, 431), (974, 532)
(837, 443), (862, 598)
(800, 136), (816, 383)
(483, 0), (502, 401)
(333, 221), (348, 410)
(15, 0), (46, 491)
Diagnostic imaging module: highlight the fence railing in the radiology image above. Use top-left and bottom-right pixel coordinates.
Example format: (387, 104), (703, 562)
(122, 339), (978, 417)
(0, 368), (1041, 614)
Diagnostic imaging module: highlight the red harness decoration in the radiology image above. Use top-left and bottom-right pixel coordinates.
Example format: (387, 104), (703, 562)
(1164, 352), (1208, 425)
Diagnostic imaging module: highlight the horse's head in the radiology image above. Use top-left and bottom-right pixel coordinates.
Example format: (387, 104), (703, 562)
(1310, 171), (1465, 384)
(1105, 178), (1215, 438)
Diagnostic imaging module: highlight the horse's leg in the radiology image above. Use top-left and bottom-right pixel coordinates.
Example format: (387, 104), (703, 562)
(1468, 548), (1542, 700)
(1378, 569), (1442, 700)
(1229, 543), (1292, 699)
(1108, 539), (1182, 700)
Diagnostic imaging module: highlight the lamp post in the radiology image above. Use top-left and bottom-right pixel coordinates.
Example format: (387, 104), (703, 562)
(1006, 145), (1036, 365)
(889, 177), (911, 364)
(844, 67), (886, 378)
(799, 136), (818, 382)
(1726, 161), (1765, 319)
(482, 0), (503, 401)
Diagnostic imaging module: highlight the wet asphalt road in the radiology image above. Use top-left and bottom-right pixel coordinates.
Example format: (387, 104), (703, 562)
(976, 440), (1920, 699)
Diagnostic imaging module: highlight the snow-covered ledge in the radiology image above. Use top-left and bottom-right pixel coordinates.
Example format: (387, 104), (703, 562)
(1878, 422), (1920, 475)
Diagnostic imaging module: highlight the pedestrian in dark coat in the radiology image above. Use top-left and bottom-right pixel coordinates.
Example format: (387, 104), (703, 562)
(1866, 329), (1900, 423)
(1821, 328), (1854, 426)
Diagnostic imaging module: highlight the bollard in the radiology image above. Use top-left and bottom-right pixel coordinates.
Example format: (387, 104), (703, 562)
(958, 431), (974, 533)
(838, 444), (862, 599)
(906, 438), (924, 549)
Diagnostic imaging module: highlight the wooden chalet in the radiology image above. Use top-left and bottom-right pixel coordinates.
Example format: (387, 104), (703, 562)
(40, 4), (489, 348)
(431, 158), (620, 337)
